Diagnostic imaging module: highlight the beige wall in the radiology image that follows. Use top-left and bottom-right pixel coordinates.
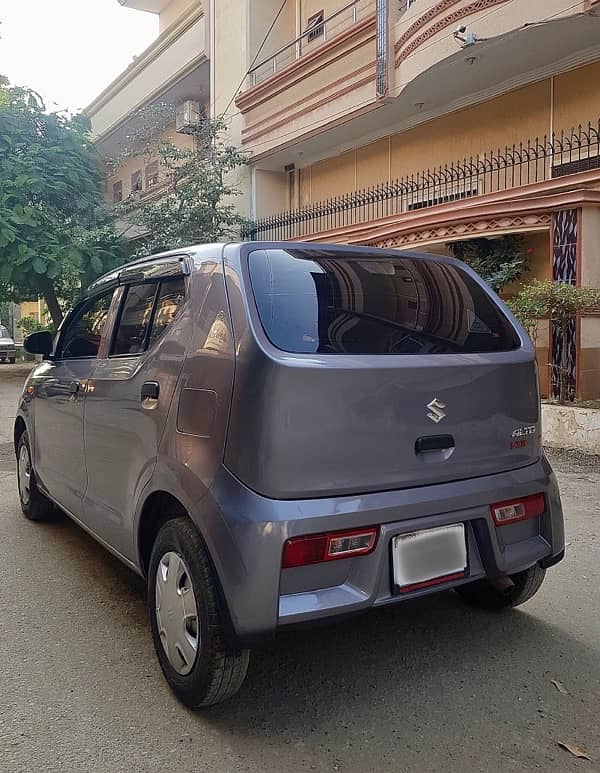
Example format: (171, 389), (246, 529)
(159, 0), (196, 32)
(106, 123), (194, 201)
(249, 0), (296, 63)
(254, 169), (290, 216)
(553, 60), (600, 132)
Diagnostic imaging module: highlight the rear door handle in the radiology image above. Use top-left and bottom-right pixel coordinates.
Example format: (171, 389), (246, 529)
(415, 435), (455, 454)
(141, 381), (160, 409)
(415, 435), (455, 464)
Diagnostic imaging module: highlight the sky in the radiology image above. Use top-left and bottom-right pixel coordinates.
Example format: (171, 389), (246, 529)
(0, 0), (158, 113)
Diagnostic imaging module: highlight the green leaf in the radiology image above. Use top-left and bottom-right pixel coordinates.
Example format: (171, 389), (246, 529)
(90, 255), (104, 274)
(32, 257), (47, 274)
(46, 262), (60, 279)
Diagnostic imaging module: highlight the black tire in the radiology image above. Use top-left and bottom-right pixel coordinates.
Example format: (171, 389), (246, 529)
(456, 564), (546, 610)
(16, 431), (55, 522)
(9, 358), (16, 364)
(148, 516), (250, 708)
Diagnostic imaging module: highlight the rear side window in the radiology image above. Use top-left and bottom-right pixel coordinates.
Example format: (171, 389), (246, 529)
(111, 278), (186, 356)
(112, 283), (158, 356)
(148, 279), (186, 348)
(249, 249), (519, 355)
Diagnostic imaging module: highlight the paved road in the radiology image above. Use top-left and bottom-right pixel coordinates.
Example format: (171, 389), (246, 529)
(1, 364), (599, 772)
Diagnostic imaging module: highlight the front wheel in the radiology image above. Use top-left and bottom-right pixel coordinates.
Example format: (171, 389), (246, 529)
(17, 431), (55, 522)
(148, 517), (250, 708)
(455, 564), (546, 610)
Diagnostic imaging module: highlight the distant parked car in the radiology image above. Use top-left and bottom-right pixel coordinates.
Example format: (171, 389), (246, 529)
(0, 325), (16, 363)
(16, 242), (565, 708)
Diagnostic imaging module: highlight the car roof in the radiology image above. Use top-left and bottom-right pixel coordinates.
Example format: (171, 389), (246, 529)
(86, 241), (467, 297)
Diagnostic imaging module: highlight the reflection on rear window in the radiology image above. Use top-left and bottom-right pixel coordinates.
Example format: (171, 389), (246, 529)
(249, 249), (520, 355)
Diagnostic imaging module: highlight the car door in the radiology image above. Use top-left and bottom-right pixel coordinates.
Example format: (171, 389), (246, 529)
(82, 265), (190, 560)
(31, 290), (115, 517)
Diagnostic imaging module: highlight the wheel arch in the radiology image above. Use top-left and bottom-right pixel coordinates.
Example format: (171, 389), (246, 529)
(136, 488), (240, 647)
(137, 490), (188, 577)
(14, 416), (27, 453)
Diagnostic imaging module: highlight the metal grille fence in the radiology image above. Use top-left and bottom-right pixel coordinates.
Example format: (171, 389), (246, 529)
(244, 120), (600, 241)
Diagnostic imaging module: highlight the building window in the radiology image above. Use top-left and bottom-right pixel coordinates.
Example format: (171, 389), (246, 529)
(306, 10), (324, 42)
(112, 181), (123, 203)
(131, 170), (142, 194)
(146, 161), (159, 188)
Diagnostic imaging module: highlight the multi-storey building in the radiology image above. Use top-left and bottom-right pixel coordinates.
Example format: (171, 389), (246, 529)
(88, 0), (600, 398)
(86, 0), (209, 208)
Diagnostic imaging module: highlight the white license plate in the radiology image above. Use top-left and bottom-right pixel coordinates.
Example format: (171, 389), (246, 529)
(392, 523), (467, 592)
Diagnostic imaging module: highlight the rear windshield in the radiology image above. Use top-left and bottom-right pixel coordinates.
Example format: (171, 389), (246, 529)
(249, 249), (520, 355)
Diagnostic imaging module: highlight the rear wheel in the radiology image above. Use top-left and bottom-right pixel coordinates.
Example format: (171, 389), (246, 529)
(456, 564), (546, 610)
(148, 517), (250, 708)
(17, 431), (55, 521)
(9, 357), (16, 364)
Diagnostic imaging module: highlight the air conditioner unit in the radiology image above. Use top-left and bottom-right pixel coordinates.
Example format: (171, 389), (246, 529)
(176, 100), (202, 134)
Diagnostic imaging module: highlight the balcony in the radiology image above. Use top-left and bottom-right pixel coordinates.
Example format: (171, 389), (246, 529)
(239, 0), (599, 170)
(245, 120), (600, 242)
(235, 0), (376, 158)
(86, 2), (208, 144)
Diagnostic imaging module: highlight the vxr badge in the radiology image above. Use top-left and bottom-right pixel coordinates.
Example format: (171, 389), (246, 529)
(427, 398), (447, 424)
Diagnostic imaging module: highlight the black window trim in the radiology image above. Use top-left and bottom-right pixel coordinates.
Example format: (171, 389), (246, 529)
(108, 275), (187, 360)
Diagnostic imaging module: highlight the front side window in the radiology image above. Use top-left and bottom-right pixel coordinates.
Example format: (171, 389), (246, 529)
(112, 283), (158, 356)
(60, 292), (114, 359)
(249, 249), (520, 355)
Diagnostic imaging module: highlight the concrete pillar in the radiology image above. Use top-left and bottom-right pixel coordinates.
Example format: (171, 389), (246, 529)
(578, 205), (600, 400)
(210, 0), (252, 219)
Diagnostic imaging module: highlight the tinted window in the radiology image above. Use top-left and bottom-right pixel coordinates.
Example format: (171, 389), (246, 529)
(61, 292), (113, 359)
(112, 283), (158, 356)
(249, 249), (519, 355)
(148, 278), (186, 347)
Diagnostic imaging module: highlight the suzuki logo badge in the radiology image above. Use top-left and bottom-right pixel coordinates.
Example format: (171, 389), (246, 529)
(427, 398), (447, 424)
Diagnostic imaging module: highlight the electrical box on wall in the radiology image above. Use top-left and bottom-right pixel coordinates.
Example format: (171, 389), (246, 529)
(176, 101), (202, 134)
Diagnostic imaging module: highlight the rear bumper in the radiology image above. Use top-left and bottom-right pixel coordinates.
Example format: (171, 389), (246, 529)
(204, 455), (564, 643)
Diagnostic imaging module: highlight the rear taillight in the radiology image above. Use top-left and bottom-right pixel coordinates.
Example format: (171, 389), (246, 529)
(282, 527), (379, 568)
(490, 493), (545, 526)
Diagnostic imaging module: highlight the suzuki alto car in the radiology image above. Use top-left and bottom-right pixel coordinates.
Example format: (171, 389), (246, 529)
(16, 242), (565, 707)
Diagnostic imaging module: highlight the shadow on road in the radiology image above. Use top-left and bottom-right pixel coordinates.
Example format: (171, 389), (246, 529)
(32, 507), (599, 768)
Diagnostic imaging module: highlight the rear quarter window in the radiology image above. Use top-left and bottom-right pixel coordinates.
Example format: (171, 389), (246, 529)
(249, 248), (520, 355)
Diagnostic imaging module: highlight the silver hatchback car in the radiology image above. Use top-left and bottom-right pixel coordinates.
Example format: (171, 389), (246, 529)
(17, 242), (564, 707)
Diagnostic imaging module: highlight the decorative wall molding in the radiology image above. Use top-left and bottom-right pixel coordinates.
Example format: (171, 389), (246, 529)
(368, 213), (552, 248)
(395, 0), (470, 53)
(241, 63), (376, 143)
(394, 0), (510, 68)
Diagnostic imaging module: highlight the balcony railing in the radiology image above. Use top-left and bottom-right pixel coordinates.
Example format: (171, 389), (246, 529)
(248, 0), (372, 87)
(244, 120), (600, 240)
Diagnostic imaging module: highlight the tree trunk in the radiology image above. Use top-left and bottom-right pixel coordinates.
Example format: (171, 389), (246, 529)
(37, 275), (63, 328)
(559, 318), (569, 404)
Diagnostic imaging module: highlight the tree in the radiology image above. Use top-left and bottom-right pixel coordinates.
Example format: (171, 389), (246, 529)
(113, 109), (250, 256)
(509, 280), (600, 403)
(448, 235), (529, 293)
(0, 77), (127, 326)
